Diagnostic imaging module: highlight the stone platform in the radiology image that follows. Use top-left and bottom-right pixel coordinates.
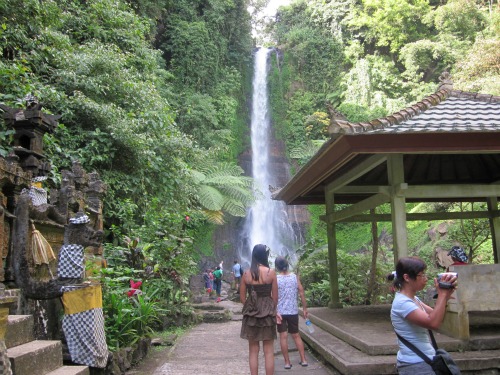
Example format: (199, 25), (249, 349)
(303, 305), (500, 375)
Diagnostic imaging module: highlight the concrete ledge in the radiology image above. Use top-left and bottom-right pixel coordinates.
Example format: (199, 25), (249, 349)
(299, 315), (398, 375)
(5, 315), (33, 348)
(304, 306), (500, 374)
(46, 366), (89, 375)
(7, 340), (63, 375)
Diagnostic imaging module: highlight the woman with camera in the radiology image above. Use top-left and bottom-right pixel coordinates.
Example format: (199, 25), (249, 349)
(388, 256), (457, 374)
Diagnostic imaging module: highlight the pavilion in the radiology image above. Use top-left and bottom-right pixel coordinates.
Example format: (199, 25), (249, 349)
(274, 73), (500, 309)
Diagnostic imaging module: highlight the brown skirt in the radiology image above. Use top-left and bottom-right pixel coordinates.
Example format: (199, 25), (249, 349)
(240, 284), (276, 341)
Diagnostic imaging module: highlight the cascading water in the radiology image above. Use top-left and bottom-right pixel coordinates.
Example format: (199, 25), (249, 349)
(238, 47), (304, 267)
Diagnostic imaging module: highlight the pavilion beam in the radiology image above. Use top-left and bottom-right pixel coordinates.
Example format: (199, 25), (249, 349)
(333, 210), (500, 223)
(388, 154), (408, 263)
(325, 183), (342, 309)
(325, 154), (387, 195)
(487, 197), (500, 264)
(335, 184), (500, 198)
(335, 186), (390, 195)
(403, 185), (500, 199)
(322, 193), (390, 223)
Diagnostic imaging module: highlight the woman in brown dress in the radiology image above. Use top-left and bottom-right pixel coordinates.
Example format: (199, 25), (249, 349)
(240, 244), (278, 375)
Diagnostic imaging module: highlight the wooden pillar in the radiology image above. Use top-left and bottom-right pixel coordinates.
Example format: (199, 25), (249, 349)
(325, 184), (342, 308)
(487, 197), (500, 264)
(387, 154), (408, 264)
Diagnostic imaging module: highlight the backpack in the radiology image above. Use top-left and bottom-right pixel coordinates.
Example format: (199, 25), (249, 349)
(213, 269), (222, 280)
(239, 264), (244, 275)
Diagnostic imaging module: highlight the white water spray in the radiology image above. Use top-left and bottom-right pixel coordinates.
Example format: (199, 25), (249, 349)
(239, 48), (303, 267)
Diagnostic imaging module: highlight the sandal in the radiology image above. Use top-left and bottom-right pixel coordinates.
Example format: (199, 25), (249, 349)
(299, 361), (309, 367)
(284, 364), (292, 369)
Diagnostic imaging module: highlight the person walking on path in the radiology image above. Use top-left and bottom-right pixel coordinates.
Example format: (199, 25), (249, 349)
(232, 259), (243, 293)
(203, 269), (211, 294)
(275, 256), (309, 370)
(240, 244), (278, 375)
(388, 256), (457, 374)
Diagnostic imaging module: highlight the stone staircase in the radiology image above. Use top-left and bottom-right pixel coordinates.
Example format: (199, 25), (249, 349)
(5, 314), (89, 375)
(299, 306), (500, 375)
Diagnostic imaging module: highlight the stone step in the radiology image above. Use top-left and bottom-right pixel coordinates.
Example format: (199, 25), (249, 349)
(195, 310), (231, 323)
(309, 305), (469, 356)
(7, 340), (63, 375)
(300, 315), (500, 375)
(46, 366), (90, 375)
(5, 315), (33, 349)
(310, 306), (500, 355)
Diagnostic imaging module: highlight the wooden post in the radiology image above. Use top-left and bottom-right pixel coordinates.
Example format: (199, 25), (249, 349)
(487, 197), (500, 264)
(387, 154), (408, 264)
(325, 184), (342, 308)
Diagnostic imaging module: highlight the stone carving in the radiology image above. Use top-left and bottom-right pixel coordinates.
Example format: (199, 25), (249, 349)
(12, 195), (103, 299)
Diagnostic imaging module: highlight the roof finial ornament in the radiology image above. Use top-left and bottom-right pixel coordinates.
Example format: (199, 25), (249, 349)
(438, 71), (453, 92)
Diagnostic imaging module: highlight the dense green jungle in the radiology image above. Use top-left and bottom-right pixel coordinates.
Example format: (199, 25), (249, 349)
(1, 0), (499, 351)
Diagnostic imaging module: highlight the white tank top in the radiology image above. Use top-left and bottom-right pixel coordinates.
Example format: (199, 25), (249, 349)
(277, 273), (298, 315)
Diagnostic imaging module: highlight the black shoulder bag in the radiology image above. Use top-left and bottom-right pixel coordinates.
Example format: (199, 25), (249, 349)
(395, 330), (461, 375)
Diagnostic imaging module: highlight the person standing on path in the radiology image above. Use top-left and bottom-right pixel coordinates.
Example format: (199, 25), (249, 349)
(240, 244), (278, 375)
(275, 256), (309, 369)
(232, 259), (243, 293)
(213, 266), (223, 302)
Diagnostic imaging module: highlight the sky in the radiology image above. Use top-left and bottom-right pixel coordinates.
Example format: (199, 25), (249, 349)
(249, 0), (292, 43)
(262, 0), (291, 17)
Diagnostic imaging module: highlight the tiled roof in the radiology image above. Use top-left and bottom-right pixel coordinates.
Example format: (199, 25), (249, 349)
(329, 89), (500, 136)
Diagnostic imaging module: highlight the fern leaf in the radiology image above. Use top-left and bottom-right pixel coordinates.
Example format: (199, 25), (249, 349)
(203, 210), (225, 225)
(198, 185), (224, 210)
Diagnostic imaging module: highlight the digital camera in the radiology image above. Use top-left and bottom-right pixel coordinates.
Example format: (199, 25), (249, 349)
(437, 272), (457, 289)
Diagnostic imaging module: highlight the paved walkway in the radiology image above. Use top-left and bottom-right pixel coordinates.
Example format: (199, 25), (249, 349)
(126, 300), (336, 375)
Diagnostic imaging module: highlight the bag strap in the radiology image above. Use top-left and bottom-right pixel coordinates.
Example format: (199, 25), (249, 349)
(428, 329), (439, 350)
(394, 331), (433, 366)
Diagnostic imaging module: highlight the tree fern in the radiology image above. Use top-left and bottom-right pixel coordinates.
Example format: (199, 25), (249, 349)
(190, 159), (256, 223)
(197, 185), (224, 211)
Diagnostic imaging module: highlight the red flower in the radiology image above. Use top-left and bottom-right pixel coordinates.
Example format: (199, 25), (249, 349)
(130, 280), (142, 289)
(127, 280), (143, 297)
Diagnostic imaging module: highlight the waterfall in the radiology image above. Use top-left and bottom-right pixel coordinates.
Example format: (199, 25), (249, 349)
(239, 47), (304, 268)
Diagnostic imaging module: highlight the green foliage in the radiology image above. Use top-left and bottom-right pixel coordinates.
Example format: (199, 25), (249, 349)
(448, 202), (492, 263)
(289, 140), (324, 166)
(100, 266), (165, 350)
(453, 37), (500, 95)
(189, 159), (256, 223)
(349, 0), (432, 54)
(432, 0), (488, 42)
(299, 247), (394, 307)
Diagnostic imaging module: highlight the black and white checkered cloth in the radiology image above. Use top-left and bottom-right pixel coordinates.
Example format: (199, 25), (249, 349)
(69, 215), (90, 225)
(62, 306), (108, 368)
(57, 244), (84, 279)
(32, 176), (47, 182)
(21, 186), (48, 206)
